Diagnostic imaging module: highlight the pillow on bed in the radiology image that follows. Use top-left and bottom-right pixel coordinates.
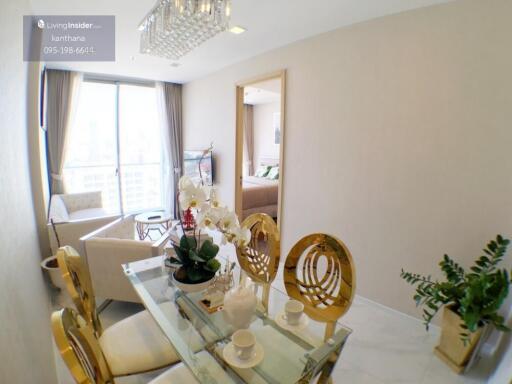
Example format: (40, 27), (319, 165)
(255, 165), (271, 177)
(266, 166), (279, 180)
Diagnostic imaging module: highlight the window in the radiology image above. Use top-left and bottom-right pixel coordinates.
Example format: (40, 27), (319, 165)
(64, 81), (163, 214)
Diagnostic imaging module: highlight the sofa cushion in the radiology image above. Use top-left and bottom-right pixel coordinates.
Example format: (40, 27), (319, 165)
(61, 191), (102, 213)
(69, 208), (107, 221)
(48, 195), (69, 223)
(103, 216), (136, 240)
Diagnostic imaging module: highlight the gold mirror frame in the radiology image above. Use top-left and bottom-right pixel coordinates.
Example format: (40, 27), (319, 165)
(284, 233), (356, 338)
(57, 246), (103, 336)
(52, 308), (113, 384)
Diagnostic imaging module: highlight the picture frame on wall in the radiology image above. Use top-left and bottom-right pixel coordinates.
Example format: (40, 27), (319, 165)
(273, 112), (281, 145)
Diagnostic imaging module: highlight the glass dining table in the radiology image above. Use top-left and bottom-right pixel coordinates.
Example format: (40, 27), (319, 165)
(123, 248), (351, 384)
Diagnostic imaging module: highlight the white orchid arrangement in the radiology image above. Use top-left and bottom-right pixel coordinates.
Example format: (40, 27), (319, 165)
(171, 176), (250, 284)
(178, 176), (250, 247)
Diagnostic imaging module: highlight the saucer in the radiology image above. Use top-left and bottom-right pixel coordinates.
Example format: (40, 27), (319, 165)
(223, 342), (264, 369)
(275, 311), (309, 331)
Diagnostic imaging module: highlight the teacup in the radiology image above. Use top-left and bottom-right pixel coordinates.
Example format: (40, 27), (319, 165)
(232, 329), (256, 360)
(284, 299), (304, 326)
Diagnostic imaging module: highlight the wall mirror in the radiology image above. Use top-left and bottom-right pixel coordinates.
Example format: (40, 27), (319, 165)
(235, 70), (285, 230)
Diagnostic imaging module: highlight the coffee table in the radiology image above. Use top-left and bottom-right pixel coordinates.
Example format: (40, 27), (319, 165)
(134, 211), (172, 240)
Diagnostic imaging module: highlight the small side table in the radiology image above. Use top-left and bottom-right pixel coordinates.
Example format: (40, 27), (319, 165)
(134, 211), (172, 241)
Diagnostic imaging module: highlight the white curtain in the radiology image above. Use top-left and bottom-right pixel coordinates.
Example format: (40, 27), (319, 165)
(45, 69), (82, 194)
(157, 82), (183, 217)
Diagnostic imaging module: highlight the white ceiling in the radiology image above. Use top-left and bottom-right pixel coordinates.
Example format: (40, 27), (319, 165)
(244, 78), (281, 105)
(32, 0), (452, 84)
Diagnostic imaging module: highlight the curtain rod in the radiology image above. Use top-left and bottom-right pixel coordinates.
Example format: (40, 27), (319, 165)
(83, 73), (156, 87)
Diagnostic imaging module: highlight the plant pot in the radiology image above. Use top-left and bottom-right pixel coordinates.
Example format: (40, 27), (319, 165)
(172, 271), (215, 293)
(41, 256), (65, 290)
(434, 306), (483, 373)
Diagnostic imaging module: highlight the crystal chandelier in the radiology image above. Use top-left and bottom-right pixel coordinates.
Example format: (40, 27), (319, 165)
(139, 0), (232, 60)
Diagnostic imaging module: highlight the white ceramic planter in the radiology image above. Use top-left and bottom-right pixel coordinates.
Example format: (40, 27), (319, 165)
(172, 272), (215, 293)
(41, 256), (65, 290)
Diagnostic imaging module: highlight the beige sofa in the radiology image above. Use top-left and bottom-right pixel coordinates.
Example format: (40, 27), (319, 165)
(47, 191), (119, 255)
(81, 215), (170, 303)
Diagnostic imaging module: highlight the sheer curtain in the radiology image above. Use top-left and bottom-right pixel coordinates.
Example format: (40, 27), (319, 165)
(157, 82), (183, 217)
(243, 104), (255, 176)
(45, 69), (82, 194)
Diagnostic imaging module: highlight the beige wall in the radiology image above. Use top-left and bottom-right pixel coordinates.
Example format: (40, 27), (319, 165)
(183, 0), (512, 321)
(0, 2), (58, 382)
(253, 101), (281, 167)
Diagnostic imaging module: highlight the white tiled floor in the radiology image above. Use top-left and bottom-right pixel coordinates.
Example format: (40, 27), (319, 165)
(52, 284), (494, 384)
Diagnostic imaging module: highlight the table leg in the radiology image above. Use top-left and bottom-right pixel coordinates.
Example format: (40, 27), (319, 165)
(316, 341), (345, 384)
(136, 222), (147, 240)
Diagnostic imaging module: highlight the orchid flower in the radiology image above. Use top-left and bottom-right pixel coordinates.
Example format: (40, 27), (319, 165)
(196, 203), (223, 230)
(231, 226), (251, 247)
(218, 210), (239, 232)
(209, 187), (221, 208)
(179, 178), (207, 209)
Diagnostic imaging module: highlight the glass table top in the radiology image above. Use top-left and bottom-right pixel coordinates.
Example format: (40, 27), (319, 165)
(123, 249), (351, 384)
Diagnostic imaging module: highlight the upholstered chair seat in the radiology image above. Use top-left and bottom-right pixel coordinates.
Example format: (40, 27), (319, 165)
(148, 351), (235, 384)
(148, 362), (199, 384)
(99, 309), (178, 376)
(100, 301), (204, 376)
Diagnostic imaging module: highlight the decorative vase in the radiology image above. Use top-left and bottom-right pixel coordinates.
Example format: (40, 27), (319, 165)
(172, 271), (215, 293)
(434, 306), (483, 373)
(223, 285), (257, 329)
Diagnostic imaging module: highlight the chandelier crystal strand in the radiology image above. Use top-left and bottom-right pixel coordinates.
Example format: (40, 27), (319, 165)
(139, 0), (231, 60)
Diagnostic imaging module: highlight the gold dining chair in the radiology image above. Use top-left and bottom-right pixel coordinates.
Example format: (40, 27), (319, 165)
(236, 213), (280, 312)
(56, 245), (102, 336)
(52, 307), (199, 384)
(55, 246), (192, 376)
(284, 234), (355, 384)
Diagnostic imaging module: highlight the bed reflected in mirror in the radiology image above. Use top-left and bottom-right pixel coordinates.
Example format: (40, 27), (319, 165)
(235, 73), (285, 228)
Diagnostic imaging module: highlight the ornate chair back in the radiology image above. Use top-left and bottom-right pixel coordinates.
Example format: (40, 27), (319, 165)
(236, 213), (280, 311)
(57, 246), (103, 336)
(52, 308), (113, 384)
(284, 233), (356, 340)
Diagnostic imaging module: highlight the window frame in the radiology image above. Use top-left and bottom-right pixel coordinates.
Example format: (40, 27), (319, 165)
(63, 75), (164, 215)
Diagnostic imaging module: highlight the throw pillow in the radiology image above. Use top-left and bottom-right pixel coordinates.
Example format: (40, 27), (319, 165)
(266, 166), (279, 180)
(255, 165), (271, 177)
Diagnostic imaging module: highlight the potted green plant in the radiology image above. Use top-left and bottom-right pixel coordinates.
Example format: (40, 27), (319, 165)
(170, 235), (221, 292)
(168, 175), (250, 292)
(401, 235), (511, 373)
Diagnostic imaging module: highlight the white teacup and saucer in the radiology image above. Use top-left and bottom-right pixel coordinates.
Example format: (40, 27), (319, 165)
(275, 299), (309, 331)
(223, 329), (264, 369)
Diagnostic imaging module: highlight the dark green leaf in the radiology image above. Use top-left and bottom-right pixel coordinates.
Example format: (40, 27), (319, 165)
(180, 235), (197, 250)
(204, 258), (221, 272)
(199, 239), (219, 260)
(189, 250), (204, 263)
